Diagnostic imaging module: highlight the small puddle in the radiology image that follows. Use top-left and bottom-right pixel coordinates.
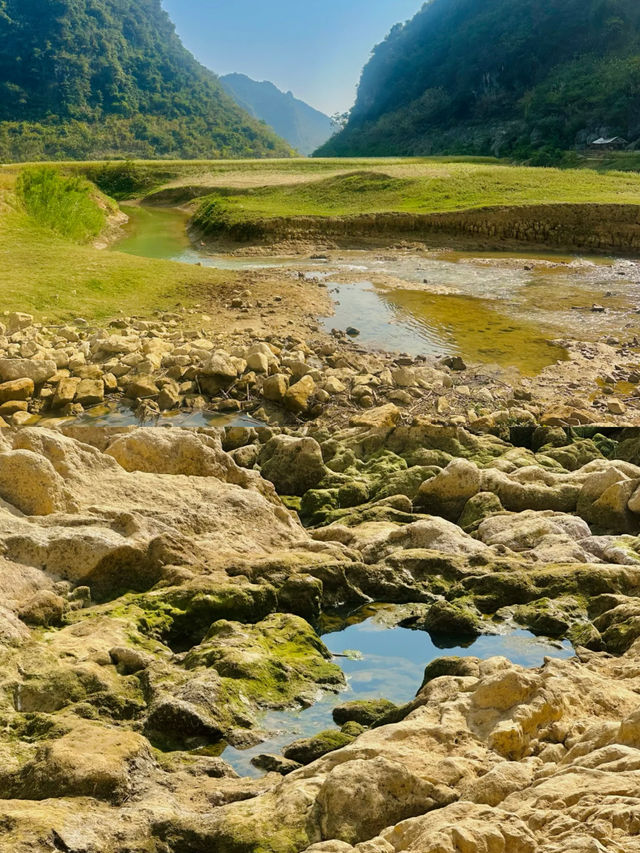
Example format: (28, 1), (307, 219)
(218, 603), (573, 777)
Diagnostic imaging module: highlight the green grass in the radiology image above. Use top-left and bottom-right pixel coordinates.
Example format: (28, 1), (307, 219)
(16, 166), (107, 242)
(0, 172), (230, 323)
(190, 163), (640, 228)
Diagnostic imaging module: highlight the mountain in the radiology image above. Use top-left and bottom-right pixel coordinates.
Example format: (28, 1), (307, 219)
(318, 0), (640, 160)
(221, 73), (335, 156)
(0, 0), (293, 162)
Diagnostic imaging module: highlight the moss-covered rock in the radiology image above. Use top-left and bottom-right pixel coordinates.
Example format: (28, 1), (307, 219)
(513, 597), (580, 638)
(184, 613), (345, 710)
(458, 491), (504, 532)
(421, 600), (482, 638)
(332, 698), (398, 727)
(282, 722), (364, 765)
(420, 656), (481, 689)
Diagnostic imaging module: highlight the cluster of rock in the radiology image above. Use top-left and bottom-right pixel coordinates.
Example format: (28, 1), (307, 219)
(0, 419), (640, 850)
(0, 311), (636, 431)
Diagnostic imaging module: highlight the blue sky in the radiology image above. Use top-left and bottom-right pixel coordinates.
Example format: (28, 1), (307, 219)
(162, 0), (424, 116)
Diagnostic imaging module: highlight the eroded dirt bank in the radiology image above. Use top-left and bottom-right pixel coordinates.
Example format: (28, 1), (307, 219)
(1, 423), (640, 851)
(191, 203), (640, 256)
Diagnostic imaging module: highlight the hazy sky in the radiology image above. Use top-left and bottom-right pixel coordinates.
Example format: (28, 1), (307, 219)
(162, 0), (424, 116)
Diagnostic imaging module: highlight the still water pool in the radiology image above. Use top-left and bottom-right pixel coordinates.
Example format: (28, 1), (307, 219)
(220, 604), (573, 777)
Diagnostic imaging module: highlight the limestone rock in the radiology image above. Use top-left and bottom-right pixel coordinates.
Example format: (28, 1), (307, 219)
(0, 358), (56, 385)
(259, 435), (326, 496)
(284, 375), (316, 413)
(416, 459), (482, 520)
(0, 450), (76, 515)
(0, 378), (33, 403)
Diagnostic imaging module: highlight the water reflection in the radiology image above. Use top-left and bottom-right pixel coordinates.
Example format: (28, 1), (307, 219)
(221, 603), (573, 777)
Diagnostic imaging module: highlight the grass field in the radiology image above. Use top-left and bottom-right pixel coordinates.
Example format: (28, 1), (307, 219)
(3, 155), (640, 322)
(0, 170), (229, 323)
(186, 162), (640, 230)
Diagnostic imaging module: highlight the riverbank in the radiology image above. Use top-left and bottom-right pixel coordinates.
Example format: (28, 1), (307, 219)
(0, 172), (233, 323)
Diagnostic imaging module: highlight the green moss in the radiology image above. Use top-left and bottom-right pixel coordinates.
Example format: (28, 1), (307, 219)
(184, 613), (344, 711)
(282, 724), (362, 765)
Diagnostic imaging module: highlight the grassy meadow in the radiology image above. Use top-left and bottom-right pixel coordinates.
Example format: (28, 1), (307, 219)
(2, 155), (640, 323)
(185, 160), (640, 232)
(0, 168), (229, 323)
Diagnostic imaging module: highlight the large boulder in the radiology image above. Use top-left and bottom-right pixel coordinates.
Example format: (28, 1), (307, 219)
(416, 459), (481, 520)
(0, 359), (56, 385)
(259, 435), (327, 495)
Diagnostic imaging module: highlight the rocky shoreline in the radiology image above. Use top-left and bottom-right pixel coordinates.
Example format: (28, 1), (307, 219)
(0, 420), (640, 850)
(0, 276), (639, 432)
(2, 235), (640, 851)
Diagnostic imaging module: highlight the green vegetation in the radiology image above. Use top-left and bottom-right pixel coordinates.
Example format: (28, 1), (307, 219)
(0, 169), (231, 322)
(319, 0), (640, 160)
(0, 0), (292, 161)
(16, 167), (107, 242)
(190, 164), (640, 225)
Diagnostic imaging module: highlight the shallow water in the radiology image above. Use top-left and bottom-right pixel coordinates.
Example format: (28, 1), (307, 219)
(220, 604), (573, 777)
(113, 206), (640, 375)
(116, 205), (296, 270)
(36, 400), (264, 429)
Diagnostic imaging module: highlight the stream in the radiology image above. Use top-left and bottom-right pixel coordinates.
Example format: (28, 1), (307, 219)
(218, 604), (573, 777)
(114, 205), (640, 377)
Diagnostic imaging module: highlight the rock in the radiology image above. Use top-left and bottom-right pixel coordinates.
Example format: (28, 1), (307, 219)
(458, 491), (504, 531)
(324, 377), (347, 394)
(332, 699), (399, 727)
(11, 411), (33, 426)
(250, 754), (302, 775)
(0, 358), (56, 385)
(158, 385), (181, 411)
(350, 404), (400, 430)
(53, 377), (80, 408)
(75, 379), (104, 406)
(284, 375), (316, 413)
(259, 435), (326, 495)
(246, 351), (270, 373)
(109, 646), (153, 675)
(283, 725), (363, 766)
(421, 656), (481, 688)
(0, 400), (28, 416)
(416, 459), (482, 520)
(0, 449), (76, 515)
(442, 355), (467, 371)
(5, 312), (34, 333)
(18, 591), (67, 627)
(262, 374), (289, 402)
(11, 722), (152, 803)
(201, 350), (239, 380)
(316, 756), (454, 845)
(0, 378), (33, 403)
(607, 399), (627, 415)
(124, 375), (159, 399)
(422, 600), (482, 638)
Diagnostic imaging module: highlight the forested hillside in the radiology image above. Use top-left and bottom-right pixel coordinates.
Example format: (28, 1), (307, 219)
(319, 0), (640, 160)
(0, 0), (292, 161)
(221, 74), (336, 156)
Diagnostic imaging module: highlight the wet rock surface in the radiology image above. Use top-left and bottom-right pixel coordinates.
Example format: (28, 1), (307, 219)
(1, 421), (640, 850)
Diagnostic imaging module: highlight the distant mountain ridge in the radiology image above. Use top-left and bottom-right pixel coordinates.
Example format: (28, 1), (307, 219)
(0, 0), (292, 162)
(319, 0), (640, 160)
(221, 73), (335, 156)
